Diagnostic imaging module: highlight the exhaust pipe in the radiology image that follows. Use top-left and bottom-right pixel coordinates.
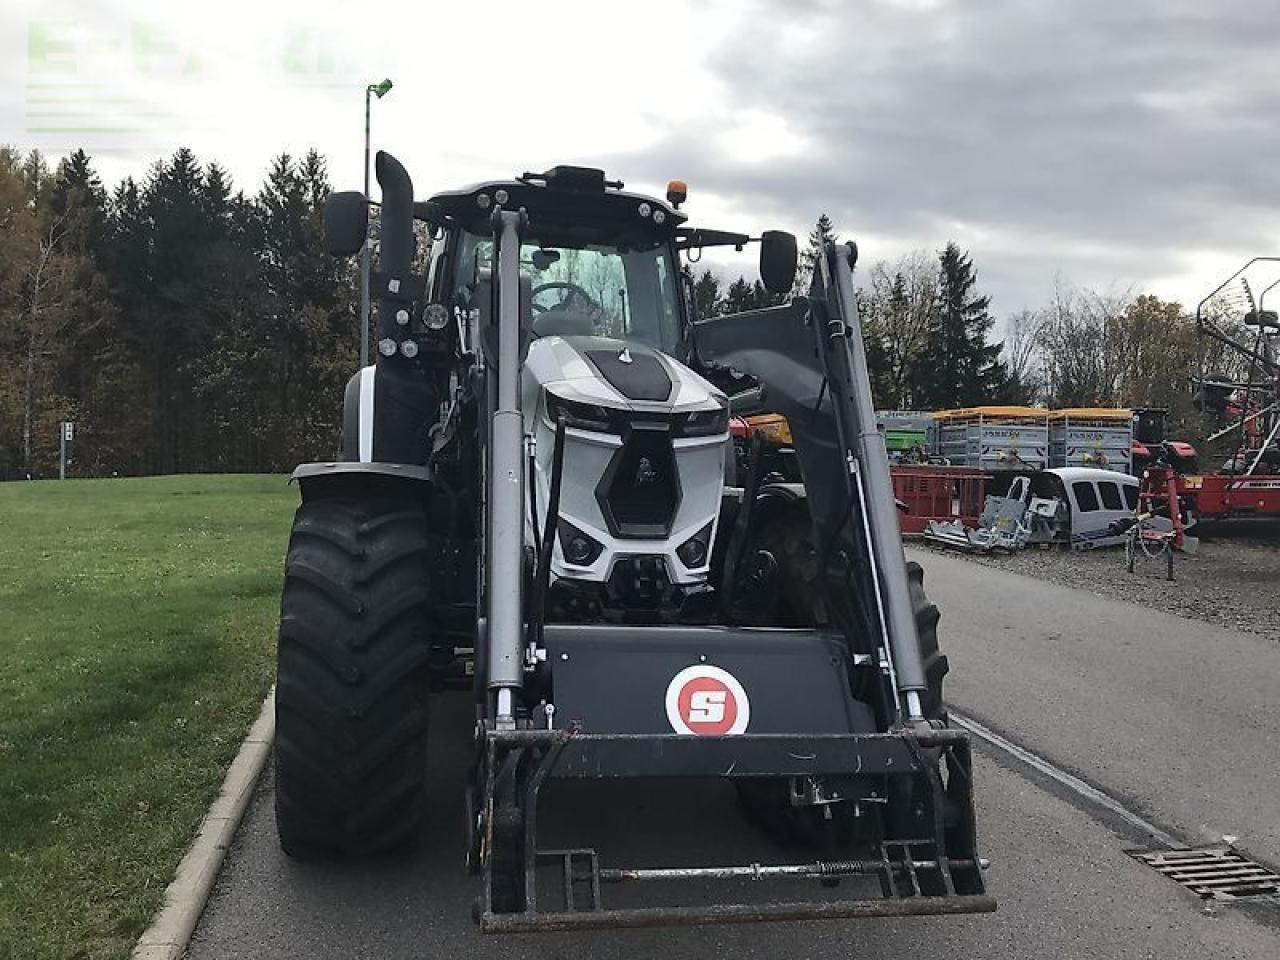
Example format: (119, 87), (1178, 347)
(366, 151), (433, 464)
(374, 151), (414, 346)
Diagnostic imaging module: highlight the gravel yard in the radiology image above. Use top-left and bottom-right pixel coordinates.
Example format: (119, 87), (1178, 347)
(917, 519), (1280, 644)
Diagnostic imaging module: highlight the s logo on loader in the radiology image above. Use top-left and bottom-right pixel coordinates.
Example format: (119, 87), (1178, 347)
(665, 665), (750, 735)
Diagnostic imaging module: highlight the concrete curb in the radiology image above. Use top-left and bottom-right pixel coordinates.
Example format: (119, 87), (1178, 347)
(132, 689), (275, 960)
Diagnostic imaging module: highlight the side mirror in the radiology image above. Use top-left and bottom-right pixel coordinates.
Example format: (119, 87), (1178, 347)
(759, 230), (797, 295)
(323, 191), (369, 257)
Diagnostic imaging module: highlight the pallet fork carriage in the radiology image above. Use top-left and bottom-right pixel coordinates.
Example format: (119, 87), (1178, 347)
(476, 725), (987, 931)
(276, 152), (993, 932)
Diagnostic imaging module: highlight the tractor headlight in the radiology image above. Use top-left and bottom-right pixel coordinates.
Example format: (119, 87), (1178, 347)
(676, 522), (714, 569)
(678, 406), (729, 437)
(545, 393), (615, 433)
(557, 519), (604, 566)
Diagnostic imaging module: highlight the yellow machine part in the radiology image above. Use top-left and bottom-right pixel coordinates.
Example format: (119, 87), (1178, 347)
(745, 412), (793, 445)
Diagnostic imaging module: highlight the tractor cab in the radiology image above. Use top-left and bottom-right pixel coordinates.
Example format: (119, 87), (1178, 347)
(426, 167), (691, 357)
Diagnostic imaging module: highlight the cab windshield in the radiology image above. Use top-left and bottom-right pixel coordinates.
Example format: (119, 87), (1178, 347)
(456, 232), (685, 355)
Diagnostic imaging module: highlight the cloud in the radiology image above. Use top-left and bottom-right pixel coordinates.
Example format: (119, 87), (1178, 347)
(3, 0), (1278, 318)
(604, 0), (1280, 315)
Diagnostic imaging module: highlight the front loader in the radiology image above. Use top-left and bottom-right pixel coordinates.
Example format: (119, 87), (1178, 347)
(273, 152), (993, 931)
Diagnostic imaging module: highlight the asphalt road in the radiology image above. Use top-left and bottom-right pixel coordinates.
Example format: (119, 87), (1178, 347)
(189, 552), (1280, 959)
(909, 547), (1280, 869)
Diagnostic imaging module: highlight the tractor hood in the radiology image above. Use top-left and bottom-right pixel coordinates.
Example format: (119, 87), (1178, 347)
(523, 336), (725, 416)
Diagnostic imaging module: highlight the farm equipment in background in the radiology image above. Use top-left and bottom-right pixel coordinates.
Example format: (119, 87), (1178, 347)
(1048, 408), (1133, 474)
(923, 468), (1137, 553)
(934, 407), (1049, 472)
(1130, 408), (1199, 476)
(731, 412), (803, 483)
(922, 474), (1055, 553)
(273, 153), (993, 932)
(891, 466), (989, 535)
(1115, 454), (1198, 581)
(878, 411), (936, 464)
(1186, 260), (1280, 521)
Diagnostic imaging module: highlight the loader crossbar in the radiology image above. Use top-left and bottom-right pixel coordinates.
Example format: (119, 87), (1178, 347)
(487, 727), (966, 778)
(477, 727), (989, 932)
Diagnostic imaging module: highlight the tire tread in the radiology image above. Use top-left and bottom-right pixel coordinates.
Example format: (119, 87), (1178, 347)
(274, 496), (433, 859)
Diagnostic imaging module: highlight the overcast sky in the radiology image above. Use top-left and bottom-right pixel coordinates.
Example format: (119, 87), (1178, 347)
(3, 0), (1279, 320)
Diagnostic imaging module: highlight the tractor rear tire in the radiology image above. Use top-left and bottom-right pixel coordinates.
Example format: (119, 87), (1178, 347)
(274, 497), (434, 859)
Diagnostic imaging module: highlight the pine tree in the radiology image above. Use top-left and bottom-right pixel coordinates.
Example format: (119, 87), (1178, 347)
(911, 243), (1006, 409)
(131, 147), (236, 471)
(245, 150), (355, 468)
(749, 278), (787, 309)
(50, 149), (107, 256)
(793, 213), (836, 296)
(691, 268), (722, 319)
(722, 276), (754, 314)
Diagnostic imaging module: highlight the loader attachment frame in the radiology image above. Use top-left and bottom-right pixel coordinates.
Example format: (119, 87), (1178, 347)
(468, 232), (990, 931)
(475, 724), (992, 933)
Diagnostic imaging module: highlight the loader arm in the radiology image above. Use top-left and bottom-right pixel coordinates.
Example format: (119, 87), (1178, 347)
(693, 240), (928, 725)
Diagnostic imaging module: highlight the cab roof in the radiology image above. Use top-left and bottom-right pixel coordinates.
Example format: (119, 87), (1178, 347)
(424, 165), (687, 244)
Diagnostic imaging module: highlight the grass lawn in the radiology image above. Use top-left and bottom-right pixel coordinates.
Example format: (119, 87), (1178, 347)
(0, 474), (297, 960)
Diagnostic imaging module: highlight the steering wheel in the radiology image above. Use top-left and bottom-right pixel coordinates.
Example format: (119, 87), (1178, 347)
(530, 281), (600, 315)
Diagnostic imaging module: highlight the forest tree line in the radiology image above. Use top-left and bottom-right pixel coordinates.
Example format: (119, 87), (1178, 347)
(0, 148), (1232, 479)
(0, 146), (356, 479)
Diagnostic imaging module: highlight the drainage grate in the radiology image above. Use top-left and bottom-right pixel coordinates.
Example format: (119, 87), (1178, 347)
(1130, 847), (1280, 901)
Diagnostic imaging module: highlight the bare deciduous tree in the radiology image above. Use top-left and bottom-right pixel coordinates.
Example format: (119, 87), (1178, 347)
(999, 308), (1044, 404)
(1036, 278), (1133, 407)
(861, 251), (937, 408)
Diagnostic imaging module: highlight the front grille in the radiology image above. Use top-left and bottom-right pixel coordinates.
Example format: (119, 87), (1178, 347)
(596, 423), (681, 538)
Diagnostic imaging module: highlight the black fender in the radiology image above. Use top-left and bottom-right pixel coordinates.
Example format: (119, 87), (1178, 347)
(750, 480), (811, 524)
(291, 461), (433, 503)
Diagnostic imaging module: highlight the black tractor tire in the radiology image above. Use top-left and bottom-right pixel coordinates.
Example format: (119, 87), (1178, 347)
(734, 499), (949, 719)
(735, 505), (950, 844)
(906, 559), (949, 724)
(274, 497), (434, 859)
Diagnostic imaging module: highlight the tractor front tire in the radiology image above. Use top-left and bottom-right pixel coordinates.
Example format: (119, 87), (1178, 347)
(274, 497), (434, 859)
(735, 514), (951, 843)
(906, 559), (949, 724)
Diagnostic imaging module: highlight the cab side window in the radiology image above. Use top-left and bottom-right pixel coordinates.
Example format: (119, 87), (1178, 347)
(1072, 481), (1100, 512)
(1098, 481), (1123, 511)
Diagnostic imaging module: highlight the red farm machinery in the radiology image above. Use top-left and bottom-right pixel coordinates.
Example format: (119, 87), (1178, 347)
(1185, 259), (1280, 523)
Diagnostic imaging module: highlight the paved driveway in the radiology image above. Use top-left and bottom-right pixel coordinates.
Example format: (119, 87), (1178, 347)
(189, 550), (1280, 958)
